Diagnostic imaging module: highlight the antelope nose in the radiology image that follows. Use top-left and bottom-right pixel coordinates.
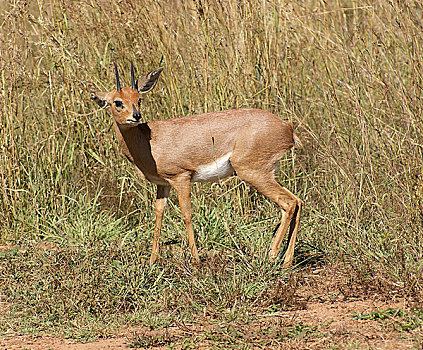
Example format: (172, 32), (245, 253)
(132, 104), (141, 121)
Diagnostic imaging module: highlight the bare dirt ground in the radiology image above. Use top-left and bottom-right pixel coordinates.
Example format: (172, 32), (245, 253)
(1, 297), (419, 349)
(1, 245), (420, 349)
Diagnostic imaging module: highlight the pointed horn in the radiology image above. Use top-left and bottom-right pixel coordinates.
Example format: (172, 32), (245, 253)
(114, 62), (121, 92)
(131, 60), (137, 89)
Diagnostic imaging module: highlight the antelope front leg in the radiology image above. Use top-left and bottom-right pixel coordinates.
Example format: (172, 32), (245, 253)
(149, 185), (171, 265)
(170, 177), (200, 263)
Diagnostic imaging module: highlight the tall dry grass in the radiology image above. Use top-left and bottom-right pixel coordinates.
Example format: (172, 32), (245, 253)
(1, 0), (423, 335)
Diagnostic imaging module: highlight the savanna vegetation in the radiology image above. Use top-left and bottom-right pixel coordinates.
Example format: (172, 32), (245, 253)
(1, 0), (422, 347)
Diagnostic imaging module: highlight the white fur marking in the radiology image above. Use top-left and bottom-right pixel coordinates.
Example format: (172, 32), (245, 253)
(192, 153), (234, 183)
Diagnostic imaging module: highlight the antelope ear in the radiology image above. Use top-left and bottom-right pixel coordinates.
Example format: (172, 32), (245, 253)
(137, 67), (163, 93)
(90, 91), (110, 107)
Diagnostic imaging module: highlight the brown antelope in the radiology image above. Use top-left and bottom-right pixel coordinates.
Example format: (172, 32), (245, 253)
(91, 62), (302, 267)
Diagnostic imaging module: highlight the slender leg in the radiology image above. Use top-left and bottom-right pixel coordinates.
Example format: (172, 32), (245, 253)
(269, 202), (296, 256)
(259, 183), (300, 266)
(282, 201), (302, 268)
(149, 185), (171, 265)
(169, 177), (200, 263)
(234, 169), (301, 267)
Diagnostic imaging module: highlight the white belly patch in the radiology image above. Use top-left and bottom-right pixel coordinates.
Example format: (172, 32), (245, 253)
(191, 153), (234, 183)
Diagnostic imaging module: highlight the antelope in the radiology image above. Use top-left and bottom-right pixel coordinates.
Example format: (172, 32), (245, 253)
(91, 62), (302, 267)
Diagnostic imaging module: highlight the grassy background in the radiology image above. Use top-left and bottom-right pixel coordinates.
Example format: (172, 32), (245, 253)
(1, 0), (423, 341)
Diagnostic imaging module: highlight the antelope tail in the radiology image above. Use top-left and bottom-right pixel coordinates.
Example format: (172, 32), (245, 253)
(293, 132), (302, 148)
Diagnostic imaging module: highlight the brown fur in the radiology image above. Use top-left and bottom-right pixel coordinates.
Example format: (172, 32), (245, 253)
(91, 66), (302, 267)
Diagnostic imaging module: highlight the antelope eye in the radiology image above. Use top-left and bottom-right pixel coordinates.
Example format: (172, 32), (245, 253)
(137, 98), (142, 106)
(114, 100), (123, 108)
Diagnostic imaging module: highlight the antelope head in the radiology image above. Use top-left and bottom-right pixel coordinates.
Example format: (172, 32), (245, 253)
(91, 61), (163, 125)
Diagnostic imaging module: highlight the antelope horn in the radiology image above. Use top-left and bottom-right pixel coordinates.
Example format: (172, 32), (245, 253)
(114, 62), (121, 92)
(131, 60), (137, 90)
